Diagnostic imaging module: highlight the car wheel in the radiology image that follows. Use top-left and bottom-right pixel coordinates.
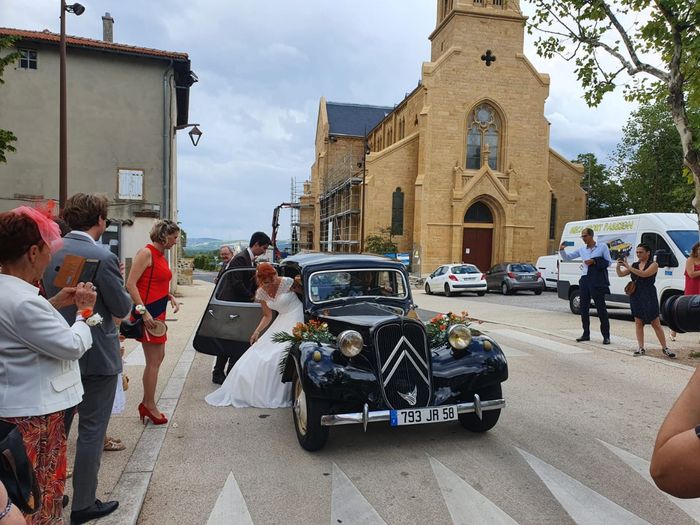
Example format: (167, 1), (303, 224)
(534, 289), (543, 295)
(569, 289), (581, 315)
(292, 375), (329, 451)
(477, 291), (486, 297)
(425, 282), (432, 295)
(444, 284), (453, 297)
(501, 282), (511, 295)
(458, 383), (502, 432)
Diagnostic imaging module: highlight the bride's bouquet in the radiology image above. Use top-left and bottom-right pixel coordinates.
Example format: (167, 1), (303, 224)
(272, 320), (336, 375)
(425, 310), (482, 349)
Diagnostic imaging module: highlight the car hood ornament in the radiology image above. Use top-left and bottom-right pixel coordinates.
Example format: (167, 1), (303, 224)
(398, 385), (418, 406)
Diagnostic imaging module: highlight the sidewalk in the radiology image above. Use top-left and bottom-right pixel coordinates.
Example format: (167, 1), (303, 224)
(60, 280), (214, 525)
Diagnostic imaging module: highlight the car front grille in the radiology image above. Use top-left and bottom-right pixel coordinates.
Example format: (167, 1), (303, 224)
(373, 320), (432, 409)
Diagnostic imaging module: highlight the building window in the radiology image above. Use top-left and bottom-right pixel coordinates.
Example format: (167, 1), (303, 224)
(391, 187), (404, 235)
(464, 202), (493, 223)
(18, 49), (38, 70)
(549, 195), (557, 240)
(466, 103), (501, 170)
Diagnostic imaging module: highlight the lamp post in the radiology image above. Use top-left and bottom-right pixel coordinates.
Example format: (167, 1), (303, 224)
(59, 1), (85, 212)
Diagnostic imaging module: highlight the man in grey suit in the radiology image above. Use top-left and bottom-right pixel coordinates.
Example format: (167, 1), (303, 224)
(44, 193), (132, 524)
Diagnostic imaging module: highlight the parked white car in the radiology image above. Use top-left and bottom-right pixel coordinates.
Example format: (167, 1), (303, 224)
(536, 255), (559, 291)
(425, 264), (487, 297)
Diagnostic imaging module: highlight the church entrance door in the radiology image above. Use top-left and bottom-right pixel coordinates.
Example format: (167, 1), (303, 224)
(462, 228), (492, 271)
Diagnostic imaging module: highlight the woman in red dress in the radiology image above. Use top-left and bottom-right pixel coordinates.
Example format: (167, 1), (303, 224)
(126, 220), (180, 425)
(670, 241), (700, 341)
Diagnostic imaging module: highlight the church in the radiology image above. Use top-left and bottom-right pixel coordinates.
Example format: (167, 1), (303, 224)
(298, 0), (586, 275)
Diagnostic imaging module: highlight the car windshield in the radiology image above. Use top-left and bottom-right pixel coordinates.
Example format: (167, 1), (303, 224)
(667, 230), (700, 258)
(308, 269), (407, 303)
(510, 263), (536, 273)
(451, 265), (479, 274)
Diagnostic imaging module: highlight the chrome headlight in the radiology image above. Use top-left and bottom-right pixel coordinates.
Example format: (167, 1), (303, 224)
(338, 330), (363, 357)
(447, 324), (472, 350)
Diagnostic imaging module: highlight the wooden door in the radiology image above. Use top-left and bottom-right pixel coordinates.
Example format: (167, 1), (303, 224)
(462, 228), (493, 271)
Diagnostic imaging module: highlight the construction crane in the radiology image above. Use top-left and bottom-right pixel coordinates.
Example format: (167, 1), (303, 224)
(271, 202), (300, 262)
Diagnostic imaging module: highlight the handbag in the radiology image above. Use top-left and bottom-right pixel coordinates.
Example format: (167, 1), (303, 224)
(0, 420), (41, 515)
(120, 263), (155, 340)
(624, 280), (636, 295)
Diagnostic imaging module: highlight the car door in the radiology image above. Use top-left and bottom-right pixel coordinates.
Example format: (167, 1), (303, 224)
(486, 264), (501, 289)
(193, 267), (277, 359)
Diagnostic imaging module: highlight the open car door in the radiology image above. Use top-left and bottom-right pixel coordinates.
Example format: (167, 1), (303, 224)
(193, 268), (277, 360)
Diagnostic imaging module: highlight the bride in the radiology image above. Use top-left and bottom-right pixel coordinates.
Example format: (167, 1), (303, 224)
(205, 262), (303, 408)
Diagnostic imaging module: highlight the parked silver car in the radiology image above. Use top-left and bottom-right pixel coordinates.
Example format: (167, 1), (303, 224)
(425, 264), (487, 297)
(486, 262), (545, 295)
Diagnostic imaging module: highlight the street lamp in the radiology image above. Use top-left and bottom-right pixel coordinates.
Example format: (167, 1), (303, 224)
(59, 1), (85, 212)
(175, 124), (203, 146)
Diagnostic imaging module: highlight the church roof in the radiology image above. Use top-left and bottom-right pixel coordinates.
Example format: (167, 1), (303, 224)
(326, 102), (393, 138)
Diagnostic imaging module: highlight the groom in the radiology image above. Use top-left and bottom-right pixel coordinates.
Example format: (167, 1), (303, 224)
(212, 231), (271, 384)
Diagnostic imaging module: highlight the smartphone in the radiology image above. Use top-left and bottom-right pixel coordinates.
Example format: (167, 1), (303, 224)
(53, 255), (101, 288)
(562, 241), (574, 247)
(78, 259), (101, 284)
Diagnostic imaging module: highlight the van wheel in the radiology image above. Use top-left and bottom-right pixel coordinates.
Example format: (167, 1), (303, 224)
(501, 282), (511, 295)
(569, 289), (581, 315)
(425, 282), (432, 295)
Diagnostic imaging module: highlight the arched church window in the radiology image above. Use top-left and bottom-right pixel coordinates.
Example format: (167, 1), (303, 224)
(391, 187), (404, 235)
(466, 103), (501, 170)
(464, 201), (493, 223)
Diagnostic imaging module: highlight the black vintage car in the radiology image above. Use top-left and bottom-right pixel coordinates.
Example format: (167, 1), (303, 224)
(194, 253), (508, 451)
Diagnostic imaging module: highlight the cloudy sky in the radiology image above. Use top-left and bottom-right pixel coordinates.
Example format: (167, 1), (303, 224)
(2, 0), (636, 241)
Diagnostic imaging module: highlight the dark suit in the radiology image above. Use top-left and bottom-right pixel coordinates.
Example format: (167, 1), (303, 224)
(579, 256), (611, 339)
(43, 231), (132, 512)
(214, 249), (256, 375)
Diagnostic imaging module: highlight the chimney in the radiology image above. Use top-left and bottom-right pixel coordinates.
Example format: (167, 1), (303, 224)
(102, 12), (114, 42)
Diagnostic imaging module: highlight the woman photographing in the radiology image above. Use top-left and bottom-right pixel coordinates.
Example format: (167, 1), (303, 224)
(0, 207), (97, 523)
(616, 243), (674, 358)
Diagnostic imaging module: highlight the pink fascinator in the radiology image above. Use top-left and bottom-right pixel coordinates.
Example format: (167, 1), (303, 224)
(13, 206), (63, 253)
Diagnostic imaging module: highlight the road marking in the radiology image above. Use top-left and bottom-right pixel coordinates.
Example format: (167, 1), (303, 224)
(516, 447), (651, 524)
(205, 471), (254, 525)
(597, 439), (700, 523)
(331, 463), (387, 525)
(489, 329), (592, 354)
(429, 455), (519, 524)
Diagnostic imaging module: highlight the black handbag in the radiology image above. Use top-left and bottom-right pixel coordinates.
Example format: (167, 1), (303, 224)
(120, 263), (154, 340)
(0, 420), (41, 515)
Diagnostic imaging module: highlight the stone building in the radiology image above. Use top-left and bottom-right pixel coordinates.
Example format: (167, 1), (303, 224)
(301, 0), (586, 275)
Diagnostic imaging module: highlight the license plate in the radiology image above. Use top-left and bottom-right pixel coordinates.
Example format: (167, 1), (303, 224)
(390, 405), (458, 426)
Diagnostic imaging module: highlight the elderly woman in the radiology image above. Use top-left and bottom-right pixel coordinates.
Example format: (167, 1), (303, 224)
(126, 219), (180, 425)
(0, 207), (96, 524)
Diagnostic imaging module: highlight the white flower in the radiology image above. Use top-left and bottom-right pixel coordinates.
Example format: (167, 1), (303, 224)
(135, 304), (147, 315)
(86, 313), (104, 327)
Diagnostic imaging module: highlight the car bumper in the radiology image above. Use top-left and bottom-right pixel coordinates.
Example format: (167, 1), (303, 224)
(451, 283), (487, 290)
(320, 393), (505, 429)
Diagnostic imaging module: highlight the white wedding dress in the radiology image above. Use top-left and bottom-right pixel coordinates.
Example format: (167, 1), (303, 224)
(205, 277), (302, 408)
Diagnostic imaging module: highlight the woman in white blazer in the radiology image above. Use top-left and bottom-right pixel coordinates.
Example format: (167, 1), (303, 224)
(0, 207), (96, 524)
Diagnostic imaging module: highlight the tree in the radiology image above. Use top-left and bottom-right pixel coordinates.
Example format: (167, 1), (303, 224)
(527, 1), (700, 220)
(0, 36), (20, 163)
(611, 100), (695, 213)
(364, 227), (397, 255)
(574, 153), (627, 218)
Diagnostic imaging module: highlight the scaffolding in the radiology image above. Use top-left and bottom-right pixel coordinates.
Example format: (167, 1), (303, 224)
(319, 175), (362, 253)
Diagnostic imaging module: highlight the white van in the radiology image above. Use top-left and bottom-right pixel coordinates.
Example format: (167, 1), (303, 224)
(557, 213), (699, 315)
(536, 254), (559, 290)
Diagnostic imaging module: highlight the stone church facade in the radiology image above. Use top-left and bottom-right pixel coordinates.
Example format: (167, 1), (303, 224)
(300, 0), (586, 275)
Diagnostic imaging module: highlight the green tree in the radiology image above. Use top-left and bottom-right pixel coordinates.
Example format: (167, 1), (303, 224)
(527, 1), (700, 219)
(364, 227), (397, 255)
(574, 152), (627, 218)
(610, 101), (695, 213)
(0, 36), (20, 162)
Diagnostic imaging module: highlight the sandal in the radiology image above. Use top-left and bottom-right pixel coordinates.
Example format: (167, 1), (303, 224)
(103, 437), (126, 451)
(633, 348), (645, 357)
(662, 348), (676, 359)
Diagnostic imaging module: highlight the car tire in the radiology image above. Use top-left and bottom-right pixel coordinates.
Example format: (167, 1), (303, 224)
(292, 375), (329, 452)
(458, 383), (502, 432)
(477, 291), (486, 297)
(534, 289), (543, 295)
(501, 282), (511, 295)
(444, 284), (453, 297)
(425, 282), (432, 295)
(569, 289), (581, 315)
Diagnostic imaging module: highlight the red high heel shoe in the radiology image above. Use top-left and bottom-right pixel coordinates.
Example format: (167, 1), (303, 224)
(138, 403), (168, 425)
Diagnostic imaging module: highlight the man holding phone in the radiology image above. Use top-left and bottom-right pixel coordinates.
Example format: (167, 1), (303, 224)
(559, 227), (614, 344)
(43, 193), (132, 524)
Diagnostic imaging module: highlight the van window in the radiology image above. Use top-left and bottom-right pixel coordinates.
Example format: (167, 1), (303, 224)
(641, 232), (677, 267)
(667, 230), (700, 257)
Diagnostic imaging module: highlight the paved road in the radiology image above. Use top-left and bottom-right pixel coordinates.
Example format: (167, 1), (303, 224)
(127, 283), (697, 525)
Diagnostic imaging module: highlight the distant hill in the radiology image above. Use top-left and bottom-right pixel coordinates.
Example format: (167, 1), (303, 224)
(185, 238), (290, 254)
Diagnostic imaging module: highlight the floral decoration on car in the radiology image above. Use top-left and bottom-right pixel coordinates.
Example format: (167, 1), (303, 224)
(426, 311), (482, 348)
(272, 320), (337, 374)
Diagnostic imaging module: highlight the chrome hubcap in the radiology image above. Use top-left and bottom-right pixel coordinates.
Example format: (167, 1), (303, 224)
(294, 378), (307, 436)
